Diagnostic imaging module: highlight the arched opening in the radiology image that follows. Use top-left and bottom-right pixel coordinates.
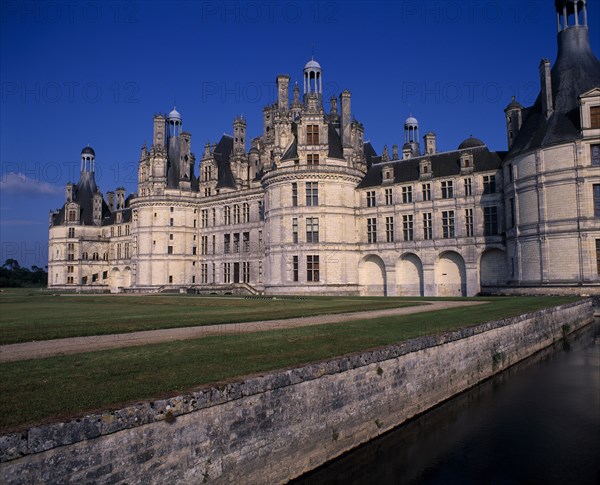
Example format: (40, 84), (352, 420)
(480, 249), (508, 287)
(122, 266), (132, 288)
(109, 267), (121, 293)
(397, 253), (424, 296)
(359, 255), (387, 296)
(435, 251), (466, 296)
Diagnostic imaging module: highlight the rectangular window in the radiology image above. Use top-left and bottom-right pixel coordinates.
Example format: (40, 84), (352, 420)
(484, 206), (499, 235)
(403, 215), (414, 241)
(201, 236), (208, 255)
(386, 216), (394, 242)
(465, 208), (474, 237)
(69, 210), (76, 221)
(212, 208), (216, 226)
(68, 228), (75, 238)
(307, 124), (319, 145)
(233, 204), (240, 224)
(259, 230), (263, 250)
(293, 218), (298, 243)
(223, 263), (231, 284)
(224, 234), (230, 253)
(243, 203), (250, 223)
(508, 163), (514, 182)
(167, 245), (173, 255)
(596, 240), (600, 275)
(483, 175), (496, 195)
(422, 183), (431, 201)
(233, 233), (240, 253)
(385, 188), (393, 205)
(243, 232), (250, 252)
(402, 186), (413, 203)
(423, 213), (432, 240)
(124, 243), (130, 259)
(224, 206), (231, 225)
(442, 210), (455, 238)
(592, 145), (600, 167)
(201, 210), (208, 228)
(292, 183), (298, 206)
(307, 255), (319, 282)
(464, 178), (472, 196)
(509, 198), (516, 229)
(258, 201), (264, 220)
(306, 217), (319, 243)
(293, 255), (299, 282)
(212, 235), (216, 254)
(594, 184), (600, 217)
(367, 190), (376, 207)
(201, 264), (208, 284)
(441, 181), (454, 199)
(212, 263), (216, 283)
(307, 154), (319, 166)
(242, 262), (250, 283)
(169, 218), (174, 227)
(367, 218), (377, 243)
(591, 106), (600, 129)
(306, 182), (319, 206)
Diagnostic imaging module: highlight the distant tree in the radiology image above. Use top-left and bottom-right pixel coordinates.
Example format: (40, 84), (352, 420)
(0, 259), (47, 288)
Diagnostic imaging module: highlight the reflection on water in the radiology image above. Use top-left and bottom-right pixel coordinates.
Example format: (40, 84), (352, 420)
(295, 320), (600, 485)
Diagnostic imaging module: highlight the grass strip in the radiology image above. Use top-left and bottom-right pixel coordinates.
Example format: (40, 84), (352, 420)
(0, 296), (579, 431)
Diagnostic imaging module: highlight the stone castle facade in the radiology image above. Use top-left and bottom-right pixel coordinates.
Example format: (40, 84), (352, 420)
(48, 1), (600, 296)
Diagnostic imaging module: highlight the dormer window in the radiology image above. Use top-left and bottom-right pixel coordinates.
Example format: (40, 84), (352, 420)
(591, 106), (600, 129)
(460, 153), (474, 174)
(382, 166), (394, 182)
(419, 159), (432, 179)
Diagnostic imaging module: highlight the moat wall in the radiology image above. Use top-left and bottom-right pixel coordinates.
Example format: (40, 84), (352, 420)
(0, 300), (593, 484)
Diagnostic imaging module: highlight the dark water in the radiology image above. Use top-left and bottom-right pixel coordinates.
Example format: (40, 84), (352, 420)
(295, 320), (600, 485)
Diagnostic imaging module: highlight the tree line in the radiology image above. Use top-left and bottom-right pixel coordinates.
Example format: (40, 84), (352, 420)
(0, 259), (48, 287)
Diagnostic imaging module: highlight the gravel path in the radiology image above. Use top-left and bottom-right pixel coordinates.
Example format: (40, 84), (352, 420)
(0, 300), (484, 363)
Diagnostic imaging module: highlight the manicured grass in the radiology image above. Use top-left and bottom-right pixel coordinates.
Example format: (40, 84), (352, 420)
(0, 296), (579, 431)
(0, 290), (423, 345)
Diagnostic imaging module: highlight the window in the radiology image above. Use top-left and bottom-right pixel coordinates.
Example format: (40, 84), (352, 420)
(167, 245), (173, 254)
(306, 218), (319, 243)
(258, 201), (264, 220)
(484, 206), (499, 235)
(201, 210), (208, 228)
(68, 228), (75, 238)
(82, 276), (88, 285)
(594, 184), (600, 217)
(402, 186), (413, 203)
(293, 218), (298, 243)
(293, 256), (299, 282)
(233, 204), (240, 224)
(233, 233), (240, 253)
(596, 240), (600, 275)
(258, 230), (263, 250)
(307, 255), (319, 282)
(367, 190), (376, 207)
(223, 263), (231, 283)
(307, 125), (319, 145)
(465, 208), (474, 237)
(201, 236), (208, 255)
(464, 178), (472, 196)
(68, 210), (76, 221)
(509, 198), (516, 229)
(118, 225), (122, 237)
(204, 187), (212, 197)
(403, 215), (414, 241)
(441, 181), (454, 199)
(367, 218), (377, 243)
(306, 182), (318, 206)
(169, 218), (174, 227)
(483, 175), (496, 195)
(386, 216), (394, 242)
(243, 232), (250, 252)
(224, 234), (230, 253)
(508, 163), (514, 182)
(67, 266), (74, 273)
(591, 106), (600, 129)
(102, 271), (107, 279)
(292, 183), (298, 206)
(243, 203), (250, 223)
(592, 145), (600, 167)
(212, 263), (216, 283)
(385, 188), (393, 205)
(201, 263), (208, 284)
(212, 235), (216, 254)
(307, 154), (319, 166)
(423, 213), (432, 240)
(124, 244), (129, 259)
(242, 262), (250, 283)
(224, 206), (231, 225)
(422, 183), (431, 201)
(442, 210), (455, 238)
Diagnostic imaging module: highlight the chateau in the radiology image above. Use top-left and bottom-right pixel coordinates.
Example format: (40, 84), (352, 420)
(48, 0), (600, 296)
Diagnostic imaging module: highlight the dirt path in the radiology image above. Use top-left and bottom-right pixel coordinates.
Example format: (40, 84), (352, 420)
(0, 300), (484, 363)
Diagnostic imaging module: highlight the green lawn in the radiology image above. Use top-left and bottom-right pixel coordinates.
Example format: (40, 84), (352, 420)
(0, 295), (579, 431)
(0, 290), (424, 344)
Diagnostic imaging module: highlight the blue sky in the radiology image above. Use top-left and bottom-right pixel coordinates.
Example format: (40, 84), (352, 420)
(2, 0), (599, 267)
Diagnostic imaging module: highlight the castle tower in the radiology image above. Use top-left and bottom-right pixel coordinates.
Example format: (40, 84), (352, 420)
(234, 115), (246, 154)
(303, 57), (322, 110)
(403, 115), (421, 158)
(80, 146), (95, 174)
(167, 107), (182, 138)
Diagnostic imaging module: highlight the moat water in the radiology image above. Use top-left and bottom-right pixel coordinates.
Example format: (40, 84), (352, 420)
(295, 319), (600, 485)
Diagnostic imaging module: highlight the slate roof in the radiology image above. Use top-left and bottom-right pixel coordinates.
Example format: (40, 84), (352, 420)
(213, 135), (237, 189)
(358, 145), (506, 189)
(509, 27), (600, 156)
(327, 124), (344, 159)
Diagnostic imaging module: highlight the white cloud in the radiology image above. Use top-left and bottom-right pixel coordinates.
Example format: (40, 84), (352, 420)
(0, 172), (63, 197)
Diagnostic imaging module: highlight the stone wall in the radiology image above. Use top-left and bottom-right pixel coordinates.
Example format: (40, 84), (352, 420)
(0, 299), (593, 484)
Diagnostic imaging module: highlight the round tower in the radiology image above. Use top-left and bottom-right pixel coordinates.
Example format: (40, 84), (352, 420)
(167, 107), (182, 138)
